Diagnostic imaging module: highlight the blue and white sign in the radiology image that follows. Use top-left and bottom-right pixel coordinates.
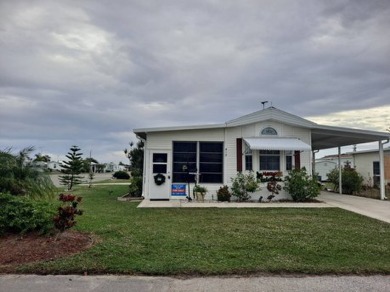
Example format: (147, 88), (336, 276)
(171, 184), (186, 196)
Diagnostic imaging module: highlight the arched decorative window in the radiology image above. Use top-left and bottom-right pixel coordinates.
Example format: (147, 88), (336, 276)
(261, 127), (277, 135)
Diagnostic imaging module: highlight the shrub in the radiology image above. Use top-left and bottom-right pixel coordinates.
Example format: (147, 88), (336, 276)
(113, 171), (130, 180)
(53, 193), (83, 232)
(327, 164), (364, 194)
(128, 176), (143, 197)
(0, 193), (56, 235)
(217, 185), (231, 202)
(284, 168), (320, 202)
(230, 172), (259, 202)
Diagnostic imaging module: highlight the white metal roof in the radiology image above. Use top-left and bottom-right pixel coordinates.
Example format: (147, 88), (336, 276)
(133, 107), (390, 149)
(134, 123), (226, 139)
(243, 137), (312, 151)
(226, 107), (317, 128)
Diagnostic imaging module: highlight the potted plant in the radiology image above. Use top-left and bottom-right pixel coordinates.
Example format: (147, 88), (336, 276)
(193, 185), (208, 202)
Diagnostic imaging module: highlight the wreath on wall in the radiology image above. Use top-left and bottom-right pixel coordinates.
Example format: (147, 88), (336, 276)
(154, 173), (166, 185)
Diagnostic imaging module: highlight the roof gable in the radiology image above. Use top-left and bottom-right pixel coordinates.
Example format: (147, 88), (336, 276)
(225, 107), (317, 128)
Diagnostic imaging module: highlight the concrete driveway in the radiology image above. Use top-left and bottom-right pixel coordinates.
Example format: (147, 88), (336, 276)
(320, 191), (390, 224)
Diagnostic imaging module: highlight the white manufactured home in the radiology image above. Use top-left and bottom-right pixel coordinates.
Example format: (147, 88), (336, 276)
(315, 154), (352, 182)
(350, 147), (390, 187)
(134, 107), (390, 201)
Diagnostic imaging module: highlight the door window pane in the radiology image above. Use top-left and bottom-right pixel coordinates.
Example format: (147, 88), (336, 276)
(153, 153), (167, 163)
(153, 164), (167, 174)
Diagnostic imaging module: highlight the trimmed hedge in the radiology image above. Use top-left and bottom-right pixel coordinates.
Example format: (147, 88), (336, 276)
(113, 171), (130, 180)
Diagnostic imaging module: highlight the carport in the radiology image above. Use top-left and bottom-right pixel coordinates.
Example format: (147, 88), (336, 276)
(311, 124), (390, 200)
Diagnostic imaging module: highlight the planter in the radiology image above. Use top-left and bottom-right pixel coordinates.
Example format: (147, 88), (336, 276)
(194, 192), (205, 202)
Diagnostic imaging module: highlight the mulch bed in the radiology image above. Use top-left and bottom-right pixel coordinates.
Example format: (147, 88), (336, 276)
(0, 230), (95, 268)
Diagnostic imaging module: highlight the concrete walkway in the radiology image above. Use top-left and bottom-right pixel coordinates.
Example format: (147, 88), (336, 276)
(138, 199), (332, 208)
(138, 192), (390, 224)
(319, 192), (390, 224)
(1, 275), (389, 292)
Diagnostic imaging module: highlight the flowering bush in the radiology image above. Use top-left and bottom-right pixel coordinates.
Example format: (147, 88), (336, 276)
(267, 180), (282, 194)
(231, 172), (259, 202)
(53, 193), (83, 232)
(284, 168), (320, 202)
(257, 171), (283, 182)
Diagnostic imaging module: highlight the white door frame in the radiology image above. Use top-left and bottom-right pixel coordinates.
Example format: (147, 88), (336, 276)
(148, 150), (171, 200)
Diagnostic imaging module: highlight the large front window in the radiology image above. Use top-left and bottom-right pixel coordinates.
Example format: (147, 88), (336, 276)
(199, 142), (223, 183)
(259, 150), (280, 171)
(173, 142), (197, 183)
(173, 141), (223, 183)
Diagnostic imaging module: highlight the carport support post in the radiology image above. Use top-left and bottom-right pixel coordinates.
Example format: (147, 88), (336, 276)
(379, 141), (385, 200)
(338, 147), (342, 194)
(312, 151), (315, 177)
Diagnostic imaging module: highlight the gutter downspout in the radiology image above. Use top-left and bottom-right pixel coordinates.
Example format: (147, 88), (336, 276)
(338, 146), (342, 194)
(379, 139), (390, 200)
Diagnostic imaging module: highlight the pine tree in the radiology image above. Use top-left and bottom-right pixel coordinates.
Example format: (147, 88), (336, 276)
(59, 145), (84, 190)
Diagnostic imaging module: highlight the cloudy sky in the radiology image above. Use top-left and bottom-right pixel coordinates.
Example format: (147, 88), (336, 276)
(1, 0), (389, 163)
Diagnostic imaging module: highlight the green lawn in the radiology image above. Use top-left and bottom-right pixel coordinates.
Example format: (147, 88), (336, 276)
(15, 185), (390, 275)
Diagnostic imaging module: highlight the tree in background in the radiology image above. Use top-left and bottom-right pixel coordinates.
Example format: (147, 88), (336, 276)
(59, 146), (84, 190)
(82, 157), (99, 173)
(33, 153), (51, 162)
(124, 140), (144, 196)
(124, 140), (144, 177)
(0, 146), (56, 199)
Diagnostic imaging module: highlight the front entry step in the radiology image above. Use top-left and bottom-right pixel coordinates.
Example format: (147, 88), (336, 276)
(150, 199), (170, 201)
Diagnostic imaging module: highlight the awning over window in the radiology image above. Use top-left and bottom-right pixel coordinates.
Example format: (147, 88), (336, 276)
(243, 137), (311, 151)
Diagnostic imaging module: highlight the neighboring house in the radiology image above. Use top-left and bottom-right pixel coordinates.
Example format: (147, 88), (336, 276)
(31, 161), (48, 171)
(350, 147), (390, 187)
(47, 161), (64, 172)
(104, 162), (126, 173)
(134, 107), (390, 201)
(315, 154), (352, 181)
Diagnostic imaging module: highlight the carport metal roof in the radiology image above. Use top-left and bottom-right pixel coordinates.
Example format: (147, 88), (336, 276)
(311, 124), (390, 150)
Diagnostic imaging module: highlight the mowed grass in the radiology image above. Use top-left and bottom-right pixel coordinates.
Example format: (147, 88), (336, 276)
(16, 185), (390, 275)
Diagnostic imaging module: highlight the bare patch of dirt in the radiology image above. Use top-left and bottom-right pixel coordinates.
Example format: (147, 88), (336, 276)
(0, 230), (95, 268)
